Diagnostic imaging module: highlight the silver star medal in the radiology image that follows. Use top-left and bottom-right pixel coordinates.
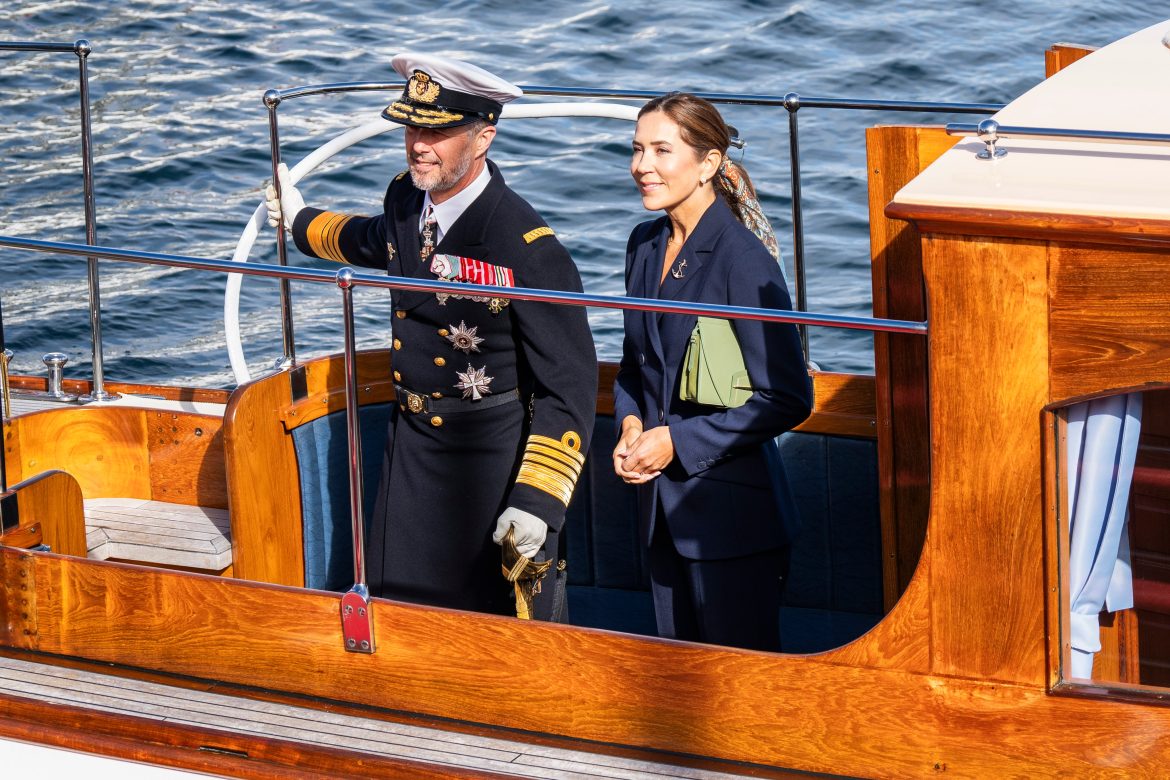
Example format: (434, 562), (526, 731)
(446, 321), (484, 353)
(455, 364), (493, 400)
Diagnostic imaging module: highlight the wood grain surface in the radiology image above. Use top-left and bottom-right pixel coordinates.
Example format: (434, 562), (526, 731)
(921, 233), (1049, 685)
(1, 470), (87, 558)
(867, 125), (954, 609)
(1045, 43), (1097, 78)
(4, 548), (1170, 777)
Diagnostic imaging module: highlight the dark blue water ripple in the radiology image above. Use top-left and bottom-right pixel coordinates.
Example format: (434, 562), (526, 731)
(0, 2), (1165, 387)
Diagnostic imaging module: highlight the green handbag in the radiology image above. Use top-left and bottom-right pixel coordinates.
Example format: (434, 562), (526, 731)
(679, 316), (753, 408)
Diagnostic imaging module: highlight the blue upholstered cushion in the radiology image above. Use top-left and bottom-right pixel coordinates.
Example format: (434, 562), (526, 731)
(289, 403), (391, 591)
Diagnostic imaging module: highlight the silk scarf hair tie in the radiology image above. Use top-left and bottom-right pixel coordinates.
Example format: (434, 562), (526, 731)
(716, 159), (783, 270)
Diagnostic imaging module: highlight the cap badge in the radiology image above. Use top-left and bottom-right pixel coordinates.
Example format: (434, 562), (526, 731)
(408, 71), (441, 104)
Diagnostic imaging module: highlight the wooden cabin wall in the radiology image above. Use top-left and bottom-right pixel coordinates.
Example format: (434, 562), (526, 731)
(885, 214), (1170, 692)
(3, 407), (226, 509)
(867, 125), (957, 610)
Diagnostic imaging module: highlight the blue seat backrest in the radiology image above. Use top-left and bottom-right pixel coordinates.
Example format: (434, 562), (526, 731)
(289, 405), (884, 651)
(289, 402), (391, 591)
(566, 421), (883, 649)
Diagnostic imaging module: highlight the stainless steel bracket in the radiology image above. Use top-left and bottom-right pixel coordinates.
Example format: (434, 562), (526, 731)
(341, 586), (375, 654)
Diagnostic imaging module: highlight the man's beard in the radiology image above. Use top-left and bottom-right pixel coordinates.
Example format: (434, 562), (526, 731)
(409, 143), (474, 194)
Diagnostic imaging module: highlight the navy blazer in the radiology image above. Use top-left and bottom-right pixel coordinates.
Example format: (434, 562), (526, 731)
(613, 197), (813, 561)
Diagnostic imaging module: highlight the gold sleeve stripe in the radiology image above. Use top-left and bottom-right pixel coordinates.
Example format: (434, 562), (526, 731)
(523, 451), (580, 482)
(516, 464), (576, 507)
(514, 431), (583, 507)
(523, 226), (554, 244)
(524, 447), (583, 480)
(526, 433), (585, 466)
(306, 211), (354, 264)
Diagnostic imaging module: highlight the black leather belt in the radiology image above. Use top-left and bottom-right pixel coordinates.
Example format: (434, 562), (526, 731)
(394, 384), (520, 415)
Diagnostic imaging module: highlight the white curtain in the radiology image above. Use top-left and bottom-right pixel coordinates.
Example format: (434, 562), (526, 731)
(1065, 393), (1143, 679)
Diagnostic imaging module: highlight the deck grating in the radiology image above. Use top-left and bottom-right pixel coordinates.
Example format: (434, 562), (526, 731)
(0, 655), (767, 779)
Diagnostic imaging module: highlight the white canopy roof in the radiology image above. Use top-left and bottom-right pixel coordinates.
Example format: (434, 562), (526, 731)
(891, 19), (1170, 220)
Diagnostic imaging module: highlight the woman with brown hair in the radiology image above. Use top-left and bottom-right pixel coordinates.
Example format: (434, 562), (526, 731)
(612, 92), (812, 651)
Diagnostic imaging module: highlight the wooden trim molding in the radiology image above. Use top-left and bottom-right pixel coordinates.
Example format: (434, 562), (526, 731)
(1045, 43), (1097, 78)
(885, 201), (1170, 249)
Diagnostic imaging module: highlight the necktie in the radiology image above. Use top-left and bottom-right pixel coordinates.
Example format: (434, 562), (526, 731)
(420, 205), (437, 263)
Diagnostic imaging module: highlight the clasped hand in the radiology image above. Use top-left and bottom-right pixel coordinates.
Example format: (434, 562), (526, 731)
(612, 419), (674, 484)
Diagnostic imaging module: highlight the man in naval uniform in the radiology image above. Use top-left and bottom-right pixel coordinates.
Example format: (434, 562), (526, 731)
(265, 53), (597, 620)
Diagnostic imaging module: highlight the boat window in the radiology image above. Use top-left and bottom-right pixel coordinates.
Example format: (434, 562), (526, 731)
(1051, 388), (1170, 697)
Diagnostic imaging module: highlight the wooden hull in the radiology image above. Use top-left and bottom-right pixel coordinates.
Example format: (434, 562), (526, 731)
(3, 542), (1170, 778)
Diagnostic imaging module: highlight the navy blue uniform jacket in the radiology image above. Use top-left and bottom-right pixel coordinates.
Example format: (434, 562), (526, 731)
(613, 197), (813, 561)
(289, 162), (596, 612)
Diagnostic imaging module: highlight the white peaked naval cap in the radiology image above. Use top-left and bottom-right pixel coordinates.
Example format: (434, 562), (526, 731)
(382, 52), (523, 128)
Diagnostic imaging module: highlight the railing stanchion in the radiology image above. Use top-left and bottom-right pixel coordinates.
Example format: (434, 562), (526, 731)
(72, 40), (117, 403)
(265, 90), (297, 371)
(0, 289), (10, 423)
(784, 92), (809, 364)
(336, 268), (375, 654)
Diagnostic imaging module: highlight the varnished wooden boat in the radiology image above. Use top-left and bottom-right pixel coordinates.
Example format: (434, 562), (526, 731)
(4, 21), (1170, 778)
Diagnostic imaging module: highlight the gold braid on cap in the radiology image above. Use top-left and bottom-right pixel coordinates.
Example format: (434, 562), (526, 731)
(305, 211), (355, 264)
(384, 101), (465, 125)
(515, 432), (584, 507)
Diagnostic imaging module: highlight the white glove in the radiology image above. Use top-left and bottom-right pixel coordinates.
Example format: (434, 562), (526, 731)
(492, 507), (548, 559)
(263, 162), (305, 230)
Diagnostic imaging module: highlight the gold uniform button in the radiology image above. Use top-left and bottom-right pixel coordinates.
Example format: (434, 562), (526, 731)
(393, 339), (402, 350)
(437, 328), (449, 337)
(431, 392), (442, 399)
(430, 415), (443, 427)
(393, 370), (402, 382)
(395, 310), (406, 320)
(433, 356), (446, 367)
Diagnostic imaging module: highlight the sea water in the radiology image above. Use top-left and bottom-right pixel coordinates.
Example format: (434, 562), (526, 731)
(0, 1), (1162, 387)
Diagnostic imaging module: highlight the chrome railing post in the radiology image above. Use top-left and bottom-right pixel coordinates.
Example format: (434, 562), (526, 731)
(336, 267), (374, 654)
(0, 296), (7, 493)
(0, 289), (10, 421)
(264, 90), (297, 371)
(74, 40), (117, 403)
(784, 92), (809, 364)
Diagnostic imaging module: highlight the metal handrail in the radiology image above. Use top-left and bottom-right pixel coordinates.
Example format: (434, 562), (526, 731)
(0, 40), (117, 403)
(269, 80), (1003, 113)
(0, 235), (927, 335)
(262, 80), (999, 363)
(948, 121), (1170, 146)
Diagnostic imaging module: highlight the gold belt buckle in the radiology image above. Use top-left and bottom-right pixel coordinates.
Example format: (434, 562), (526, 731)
(406, 392), (426, 414)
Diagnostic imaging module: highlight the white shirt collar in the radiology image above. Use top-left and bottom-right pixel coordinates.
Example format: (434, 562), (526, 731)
(420, 162), (492, 243)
